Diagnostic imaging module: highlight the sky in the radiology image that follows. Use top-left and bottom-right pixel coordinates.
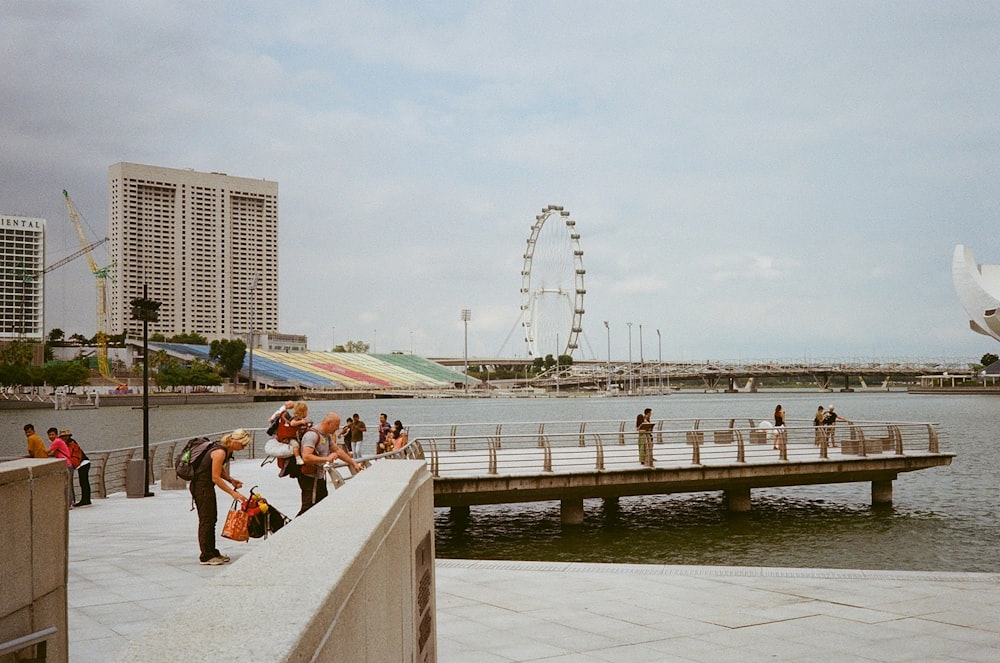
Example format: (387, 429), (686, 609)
(2, 1), (999, 364)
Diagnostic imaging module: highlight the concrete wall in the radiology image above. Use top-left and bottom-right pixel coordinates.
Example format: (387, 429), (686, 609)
(0, 458), (68, 662)
(116, 460), (437, 662)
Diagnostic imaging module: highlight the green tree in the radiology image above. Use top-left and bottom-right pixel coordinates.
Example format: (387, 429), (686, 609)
(150, 332), (167, 342)
(41, 361), (91, 386)
(981, 353), (999, 368)
(69, 333), (88, 345)
(209, 338), (247, 383)
(168, 332), (208, 344)
(156, 360), (222, 389)
(47, 328), (65, 344)
(343, 340), (370, 353)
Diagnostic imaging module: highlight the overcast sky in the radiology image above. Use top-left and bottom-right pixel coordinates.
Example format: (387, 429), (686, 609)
(3, 1), (998, 363)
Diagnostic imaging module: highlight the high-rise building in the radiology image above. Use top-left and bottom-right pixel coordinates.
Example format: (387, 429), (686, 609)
(108, 163), (278, 342)
(0, 215), (45, 342)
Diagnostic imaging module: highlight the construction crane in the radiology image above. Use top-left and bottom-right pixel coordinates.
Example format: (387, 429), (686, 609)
(62, 190), (113, 378)
(44, 238), (108, 274)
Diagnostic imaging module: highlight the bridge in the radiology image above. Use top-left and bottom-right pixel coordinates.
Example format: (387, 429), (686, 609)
(430, 357), (978, 392)
(404, 418), (952, 523)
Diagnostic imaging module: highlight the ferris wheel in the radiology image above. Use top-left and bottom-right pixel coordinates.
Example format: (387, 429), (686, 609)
(520, 204), (586, 358)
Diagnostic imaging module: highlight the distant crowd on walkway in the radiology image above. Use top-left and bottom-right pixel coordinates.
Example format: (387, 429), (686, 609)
(22, 422), (92, 508)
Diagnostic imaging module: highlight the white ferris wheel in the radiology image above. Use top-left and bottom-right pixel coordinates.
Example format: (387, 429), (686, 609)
(520, 205), (586, 358)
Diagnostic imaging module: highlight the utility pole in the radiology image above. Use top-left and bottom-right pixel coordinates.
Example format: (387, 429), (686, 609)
(603, 320), (611, 394)
(461, 309), (471, 393)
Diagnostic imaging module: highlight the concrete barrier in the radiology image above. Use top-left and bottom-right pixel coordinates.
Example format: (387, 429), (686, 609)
(116, 460), (437, 662)
(0, 459), (68, 663)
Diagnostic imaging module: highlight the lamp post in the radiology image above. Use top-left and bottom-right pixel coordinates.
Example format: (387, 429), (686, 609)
(627, 322), (633, 394)
(656, 328), (662, 394)
(130, 285), (160, 498)
(247, 274), (258, 391)
(461, 309), (471, 393)
(603, 320), (611, 394)
(332, 326), (335, 351)
(639, 324), (644, 395)
(555, 332), (560, 395)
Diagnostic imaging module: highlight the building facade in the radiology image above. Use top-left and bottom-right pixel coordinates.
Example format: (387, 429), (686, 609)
(108, 163), (278, 342)
(0, 215), (45, 342)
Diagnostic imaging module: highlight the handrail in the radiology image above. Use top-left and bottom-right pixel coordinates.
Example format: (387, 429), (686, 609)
(0, 625), (57, 657)
(59, 420), (944, 499)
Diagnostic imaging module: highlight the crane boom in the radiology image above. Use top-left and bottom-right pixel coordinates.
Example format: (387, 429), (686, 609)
(62, 190), (112, 379)
(44, 237), (109, 273)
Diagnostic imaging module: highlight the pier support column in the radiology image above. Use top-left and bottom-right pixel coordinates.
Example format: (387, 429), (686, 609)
(450, 505), (470, 522)
(724, 487), (751, 513)
(872, 480), (893, 507)
(561, 498), (584, 525)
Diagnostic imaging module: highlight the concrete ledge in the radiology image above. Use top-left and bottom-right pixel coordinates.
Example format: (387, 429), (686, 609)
(116, 460), (436, 662)
(0, 458), (68, 663)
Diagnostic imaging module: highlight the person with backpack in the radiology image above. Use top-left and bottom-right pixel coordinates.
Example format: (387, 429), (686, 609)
(62, 429), (93, 507)
(296, 413), (362, 516)
(190, 429), (251, 566)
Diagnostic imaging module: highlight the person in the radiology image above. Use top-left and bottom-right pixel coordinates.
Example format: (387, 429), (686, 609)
(191, 429), (251, 566)
(63, 429), (93, 507)
(773, 404), (786, 450)
(813, 406), (826, 446)
(391, 420), (409, 454)
(297, 412), (363, 516)
(339, 416), (354, 455)
(273, 401), (311, 477)
(46, 427), (75, 507)
(24, 423), (47, 458)
(349, 413), (367, 458)
(636, 408), (653, 463)
(822, 405), (852, 447)
(377, 413), (390, 455)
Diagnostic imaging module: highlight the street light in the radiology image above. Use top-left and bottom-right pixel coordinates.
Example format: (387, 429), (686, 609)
(639, 323), (644, 395)
(656, 328), (662, 395)
(248, 274), (258, 391)
(130, 285), (160, 498)
(627, 322), (633, 394)
(461, 309), (471, 393)
(603, 320), (611, 394)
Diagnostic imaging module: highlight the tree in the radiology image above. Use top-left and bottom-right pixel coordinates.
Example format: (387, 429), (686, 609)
(981, 353), (999, 368)
(168, 332), (208, 345)
(150, 333), (167, 342)
(209, 338), (247, 383)
(69, 333), (88, 345)
(47, 328), (65, 344)
(343, 340), (370, 353)
(41, 361), (91, 386)
(156, 360), (222, 389)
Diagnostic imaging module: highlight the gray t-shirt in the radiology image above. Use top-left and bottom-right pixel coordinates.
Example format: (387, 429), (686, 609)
(299, 429), (333, 478)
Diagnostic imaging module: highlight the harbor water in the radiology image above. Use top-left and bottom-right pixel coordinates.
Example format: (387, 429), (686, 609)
(2, 391), (997, 572)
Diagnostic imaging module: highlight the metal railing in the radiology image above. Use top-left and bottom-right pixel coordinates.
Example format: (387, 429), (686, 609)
(414, 421), (944, 478)
(11, 419), (941, 498)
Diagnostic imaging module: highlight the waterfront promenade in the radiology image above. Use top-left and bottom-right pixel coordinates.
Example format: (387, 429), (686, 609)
(63, 458), (1000, 662)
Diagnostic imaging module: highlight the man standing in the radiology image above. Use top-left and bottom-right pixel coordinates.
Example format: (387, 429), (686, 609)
(822, 405), (853, 447)
(349, 412), (367, 458)
(377, 413), (390, 454)
(24, 423), (47, 458)
(298, 413), (362, 516)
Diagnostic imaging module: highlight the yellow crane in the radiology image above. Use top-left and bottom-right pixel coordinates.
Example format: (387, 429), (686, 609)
(62, 189), (112, 378)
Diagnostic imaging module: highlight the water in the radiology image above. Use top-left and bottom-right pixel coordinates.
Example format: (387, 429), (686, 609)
(3, 391), (997, 572)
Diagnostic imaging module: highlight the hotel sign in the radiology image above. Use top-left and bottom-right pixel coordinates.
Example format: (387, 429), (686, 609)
(1, 216), (44, 230)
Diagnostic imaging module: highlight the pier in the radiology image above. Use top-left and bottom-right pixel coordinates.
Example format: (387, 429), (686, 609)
(410, 418), (951, 523)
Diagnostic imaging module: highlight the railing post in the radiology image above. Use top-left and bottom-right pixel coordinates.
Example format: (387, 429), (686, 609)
(692, 432), (701, 464)
(542, 436), (552, 472)
(488, 438), (498, 475)
(579, 422), (586, 447)
(618, 420), (627, 445)
(735, 429), (745, 463)
(449, 425), (457, 453)
(537, 423), (545, 448)
(854, 426), (867, 456)
(928, 424), (939, 453)
(594, 434), (604, 470)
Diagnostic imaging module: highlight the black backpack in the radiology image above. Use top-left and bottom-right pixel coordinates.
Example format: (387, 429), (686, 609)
(175, 437), (215, 481)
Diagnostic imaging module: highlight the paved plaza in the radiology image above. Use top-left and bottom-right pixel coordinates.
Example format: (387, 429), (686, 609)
(67, 459), (1000, 662)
